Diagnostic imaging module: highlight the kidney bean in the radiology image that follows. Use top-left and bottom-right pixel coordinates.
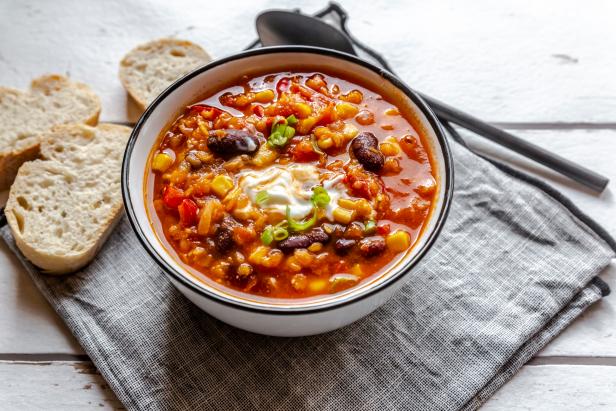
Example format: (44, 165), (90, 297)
(351, 132), (384, 172)
(334, 238), (356, 255)
(278, 228), (330, 254)
(358, 236), (386, 257)
(214, 218), (236, 252)
(207, 129), (260, 158)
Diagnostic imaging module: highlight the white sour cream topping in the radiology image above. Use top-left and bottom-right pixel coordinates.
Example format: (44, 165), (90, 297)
(238, 164), (347, 220)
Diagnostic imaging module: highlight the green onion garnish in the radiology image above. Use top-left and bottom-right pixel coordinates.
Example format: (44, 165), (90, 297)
(267, 116), (297, 148)
(256, 190), (270, 206)
(310, 186), (330, 209)
(272, 226), (289, 241)
(267, 131), (288, 148)
(286, 115), (298, 125)
(364, 219), (377, 234)
(261, 227), (274, 245)
(286, 206), (317, 232)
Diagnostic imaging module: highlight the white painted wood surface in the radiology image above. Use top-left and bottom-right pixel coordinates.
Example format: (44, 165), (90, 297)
(0, 361), (122, 410)
(0, 0), (615, 409)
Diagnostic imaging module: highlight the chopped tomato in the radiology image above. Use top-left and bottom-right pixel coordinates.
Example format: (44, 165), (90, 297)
(178, 199), (199, 226)
(252, 105), (265, 117)
(162, 185), (185, 208)
(376, 224), (391, 236)
(187, 104), (221, 120)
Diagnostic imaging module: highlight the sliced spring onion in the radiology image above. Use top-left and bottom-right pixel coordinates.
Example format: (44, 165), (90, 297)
(272, 226), (289, 241)
(311, 186), (330, 208)
(261, 227), (274, 245)
(267, 131), (288, 148)
(267, 117), (297, 148)
(286, 114), (298, 125)
(256, 190), (270, 206)
(364, 219), (377, 234)
(286, 206), (317, 232)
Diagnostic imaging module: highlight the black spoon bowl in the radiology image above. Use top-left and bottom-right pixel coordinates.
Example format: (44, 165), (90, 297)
(255, 8), (609, 193)
(257, 10), (355, 55)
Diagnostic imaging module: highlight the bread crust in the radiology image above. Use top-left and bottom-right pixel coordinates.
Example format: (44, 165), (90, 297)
(119, 38), (211, 110)
(0, 75), (101, 190)
(5, 123), (130, 275)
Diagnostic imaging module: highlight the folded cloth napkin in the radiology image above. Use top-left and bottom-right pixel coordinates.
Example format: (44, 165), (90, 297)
(2, 130), (614, 410)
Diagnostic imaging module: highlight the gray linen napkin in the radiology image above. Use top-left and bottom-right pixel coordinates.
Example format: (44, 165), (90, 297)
(2, 135), (614, 411)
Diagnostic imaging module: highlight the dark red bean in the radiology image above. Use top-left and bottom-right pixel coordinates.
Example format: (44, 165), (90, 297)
(214, 218), (236, 252)
(278, 228), (330, 253)
(358, 236), (386, 257)
(207, 129), (260, 158)
(334, 238), (356, 255)
(351, 132), (384, 172)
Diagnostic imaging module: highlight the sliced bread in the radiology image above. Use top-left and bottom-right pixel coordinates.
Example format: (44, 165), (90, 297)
(0, 75), (101, 190)
(119, 38), (212, 110)
(5, 123), (131, 274)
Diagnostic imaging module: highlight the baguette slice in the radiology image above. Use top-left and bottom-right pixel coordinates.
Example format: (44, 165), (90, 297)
(119, 38), (212, 110)
(5, 123), (131, 274)
(0, 75), (101, 190)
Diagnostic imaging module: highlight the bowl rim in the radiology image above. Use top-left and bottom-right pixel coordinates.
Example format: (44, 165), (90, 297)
(121, 45), (454, 315)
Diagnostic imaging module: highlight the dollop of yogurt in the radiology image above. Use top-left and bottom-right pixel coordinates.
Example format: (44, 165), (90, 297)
(238, 164), (346, 220)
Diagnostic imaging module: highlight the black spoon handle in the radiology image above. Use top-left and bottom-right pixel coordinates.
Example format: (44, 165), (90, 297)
(421, 94), (609, 192)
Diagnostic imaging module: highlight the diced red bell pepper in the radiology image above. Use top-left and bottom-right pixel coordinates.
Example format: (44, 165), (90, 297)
(252, 105), (265, 117)
(376, 224), (391, 236)
(178, 198), (199, 226)
(187, 104), (221, 119)
(162, 185), (185, 208)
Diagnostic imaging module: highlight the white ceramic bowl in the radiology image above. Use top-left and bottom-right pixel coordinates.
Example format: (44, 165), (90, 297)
(122, 46), (453, 337)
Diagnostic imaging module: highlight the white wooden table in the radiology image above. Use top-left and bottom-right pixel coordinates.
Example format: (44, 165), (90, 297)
(1, 1), (615, 409)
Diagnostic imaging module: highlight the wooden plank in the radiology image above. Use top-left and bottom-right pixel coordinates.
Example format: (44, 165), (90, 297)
(0, 237), (83, 355)
(1, 361), (615, 410)
(484, 364), (616, 410)
(0, 128), (615, 356)
(0, 361), (122, 410)
(0, 0), (615, 124)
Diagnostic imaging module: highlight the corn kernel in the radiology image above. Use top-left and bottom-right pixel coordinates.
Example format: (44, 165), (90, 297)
(251, 144), (278, 167)
(308, 278), (328, 293)
(317, 136), (334, 150)
(313, 126), (329, 138)
(308, 242), (323, 252)
(335, 102), (359, 119)
(379, 142), (400, 157)
(254, 89), (275, 103)
(211, 175), (234, 198)
(237, 263), (253, 277)
(337, 198), (372, 217)
(333, 207), (356, 224)
(342, 123), (359, 140)
(152, 153), (174, 172)
(386, 230), (412, 252)
(295, 102), (313, 118)
(296, 117), (317, 134)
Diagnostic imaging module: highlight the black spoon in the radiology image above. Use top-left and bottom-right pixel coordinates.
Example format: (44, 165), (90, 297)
(255, 8), (609, 193)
